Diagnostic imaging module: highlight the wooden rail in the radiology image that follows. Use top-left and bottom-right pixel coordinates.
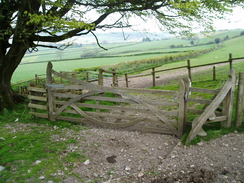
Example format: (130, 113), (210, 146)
(124, 54), (244, 87)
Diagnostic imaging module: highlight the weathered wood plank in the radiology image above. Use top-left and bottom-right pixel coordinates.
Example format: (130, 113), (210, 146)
(190, 60), (229, 68)
(178, 79), (186, 138)
(28, 87), (46, 93)
(53, 92), (81, 98)
(51, 84), (86, 90)
(53, 93), (136, 104)
(28, 103), (48, 110)
(63, 109), (144, 119)
(55, 100), (149, 113)
(206, 116), (227, 123)
(154, 66), (186, 73)
(187, 98), (212, 105)
(188, 108), (222, 115)
(60, 108), (177, 125)
(222, 69), (236, 127)
(119, 88), (179, 96)
(236, 72), (244, 127)
(148, 101), (179, 107)
(190, 87), (219, 94)
(28, 95), (47, 102)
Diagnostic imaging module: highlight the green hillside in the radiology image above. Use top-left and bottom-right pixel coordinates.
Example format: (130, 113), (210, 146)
(12, 30), (244, 83)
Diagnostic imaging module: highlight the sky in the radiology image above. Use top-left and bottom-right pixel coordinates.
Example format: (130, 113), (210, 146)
(213, 7), (244, 30)
(67, 6), (244, 44)
(124, 6), (244, 33)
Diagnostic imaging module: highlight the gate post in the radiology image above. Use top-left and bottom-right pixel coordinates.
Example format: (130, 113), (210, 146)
(222, 69), (236, 128)
(125, 74), (129, 88)
(152, 67), (156, 87)
(112, 70), (118, 87)
(98, 69), (104, 86)
(236, 72), (244, 127)
(229, 53), (233, 70)
(187, 60), (192, 81)
(177, 78), (190, 137)
(46, 62), (55, 121)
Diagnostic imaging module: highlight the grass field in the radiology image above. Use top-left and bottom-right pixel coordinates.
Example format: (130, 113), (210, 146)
(12, 29), (244, 83)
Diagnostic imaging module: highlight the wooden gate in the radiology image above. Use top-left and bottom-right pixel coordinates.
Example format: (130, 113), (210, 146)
(185, 69), (236, 144)
(42, 62), (186, 137)
(28, 62), (238, 143)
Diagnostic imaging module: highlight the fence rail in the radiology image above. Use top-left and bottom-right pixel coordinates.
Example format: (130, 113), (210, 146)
(124, 54), (244, 87)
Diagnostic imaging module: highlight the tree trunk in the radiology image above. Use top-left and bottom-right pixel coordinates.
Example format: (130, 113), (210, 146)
(0, 72), (24, 111)
(0, 42), (28, 111)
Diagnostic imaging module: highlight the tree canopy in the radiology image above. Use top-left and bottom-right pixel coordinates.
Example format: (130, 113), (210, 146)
(0, 0), (244, 110)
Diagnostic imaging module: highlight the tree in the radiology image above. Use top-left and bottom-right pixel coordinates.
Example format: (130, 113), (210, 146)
(214, 37), (221, 44)
(142, 37), (151, 42)
(240, 31), (244, 36)
(0, 0), (243, 111)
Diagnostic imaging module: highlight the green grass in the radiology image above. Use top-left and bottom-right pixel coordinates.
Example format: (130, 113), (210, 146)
(0, 103), (89, 182)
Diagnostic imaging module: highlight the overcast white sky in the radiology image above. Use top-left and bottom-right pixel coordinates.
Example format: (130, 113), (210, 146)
(69, 6), (244, 43)
(213, 6), (244, 30)
(127, 6), (244, 33)
(103, 6), (244, 33)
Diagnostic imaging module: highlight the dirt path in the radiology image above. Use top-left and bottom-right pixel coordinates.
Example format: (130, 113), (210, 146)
(62, 128), (244, 183)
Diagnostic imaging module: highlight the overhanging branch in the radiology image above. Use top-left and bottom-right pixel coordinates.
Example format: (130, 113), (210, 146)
(90, 31), (108, 51)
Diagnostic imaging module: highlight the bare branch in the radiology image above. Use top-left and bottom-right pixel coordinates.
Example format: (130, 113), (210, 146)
(90, 31), (108, 51)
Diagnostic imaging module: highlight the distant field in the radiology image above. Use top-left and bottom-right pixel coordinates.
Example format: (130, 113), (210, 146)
(12, 30), (244, 83)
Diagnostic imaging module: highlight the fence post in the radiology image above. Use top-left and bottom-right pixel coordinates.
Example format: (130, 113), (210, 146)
(236, 72), (244, 127)
(35, 74), (38, 86)
(229, 53), (233, 70)
(19, 85), (23, 95)
(125, 74), (129, 88)
(187, 59), (192, 81)
(60, 71), (63, 83)
(178, 79), (188, 138)
(221, 69), (236, 128)
(46, 62), (55, 121)
(98, 69), (104, 86)
(85, 72), (89, 82)
(112, 70), (118, 87)
(213, 66), (216, 81)
(152, 67), (156, 87)
(183, 78), (190, 126)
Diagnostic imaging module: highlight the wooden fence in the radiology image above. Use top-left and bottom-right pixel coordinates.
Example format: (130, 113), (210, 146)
(28, 62), (243, 144)
(17, 53), (244, 94)
(124, 54), (244, 87)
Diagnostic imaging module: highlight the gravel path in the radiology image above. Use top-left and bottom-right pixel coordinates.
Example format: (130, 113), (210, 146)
(59, 128), (243, 183)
